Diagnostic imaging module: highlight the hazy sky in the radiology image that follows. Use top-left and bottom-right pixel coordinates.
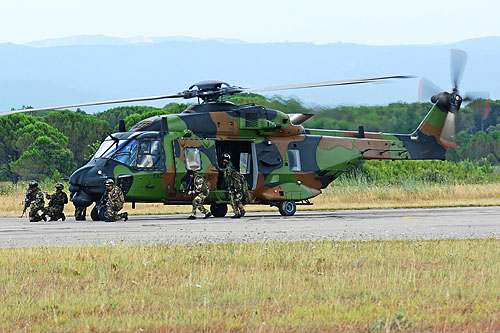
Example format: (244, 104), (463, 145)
(1, 0), (499, 45)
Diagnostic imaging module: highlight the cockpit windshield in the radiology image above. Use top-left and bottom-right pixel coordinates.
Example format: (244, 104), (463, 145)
(93, 134), (163, 169)
(93, 139), (138, 167)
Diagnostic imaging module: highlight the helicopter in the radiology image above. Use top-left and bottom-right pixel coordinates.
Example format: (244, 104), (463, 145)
(2, 50), (481, 218)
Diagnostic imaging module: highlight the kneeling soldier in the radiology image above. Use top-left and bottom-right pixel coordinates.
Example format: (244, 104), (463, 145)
(26, 181), (46, 222)
(186, 169), (212, 220)
(44, 182), (68, 221)
(103, 179), (128, 222)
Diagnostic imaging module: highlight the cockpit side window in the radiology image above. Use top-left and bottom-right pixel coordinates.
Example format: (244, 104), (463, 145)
(136, 139), (163, 169)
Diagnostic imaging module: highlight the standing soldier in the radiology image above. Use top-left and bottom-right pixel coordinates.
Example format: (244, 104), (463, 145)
(74, 206), (87, 221)
(222, 154), (247, 219)
(25, 181), (46, 222)
(102, 179), (128, 222)
(186, 169), (212, 220)
(44, 183), (68, 221)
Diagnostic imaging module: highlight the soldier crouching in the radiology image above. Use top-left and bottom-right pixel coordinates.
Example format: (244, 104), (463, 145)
(44, 182), (68, 221)
(26, 181), (46, 222)
(103, 179), (128, 222)
(186, 169), (212, 220)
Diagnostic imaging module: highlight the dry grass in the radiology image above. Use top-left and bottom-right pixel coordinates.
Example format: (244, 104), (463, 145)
(2, 182), (500, 217)
(1, 239), (500, 331)
(311, 182), (500, 210)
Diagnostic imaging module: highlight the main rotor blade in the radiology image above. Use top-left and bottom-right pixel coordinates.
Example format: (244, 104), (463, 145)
(450, 49), (467, 90)
(440, 112), (460, 148)
(245, 75), (414, 93)
(1, 93), (185, 116)
(418, 78), (443, 103)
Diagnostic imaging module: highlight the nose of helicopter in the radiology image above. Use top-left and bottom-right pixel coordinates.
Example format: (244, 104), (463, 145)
(68, 159), (114, 207)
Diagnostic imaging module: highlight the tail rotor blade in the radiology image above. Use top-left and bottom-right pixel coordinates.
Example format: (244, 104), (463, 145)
(450, 49), (467, 90)
(418, 78), (442, 103)
(463, 91), (490, 120)
(440, 112), (460, 148)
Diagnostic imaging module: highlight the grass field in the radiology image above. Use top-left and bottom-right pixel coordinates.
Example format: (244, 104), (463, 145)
(1, 239), (500, 331)
(2, 181), (500, 217)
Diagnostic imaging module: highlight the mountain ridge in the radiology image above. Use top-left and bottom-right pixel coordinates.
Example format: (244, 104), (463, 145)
(1, 36), (499, 112)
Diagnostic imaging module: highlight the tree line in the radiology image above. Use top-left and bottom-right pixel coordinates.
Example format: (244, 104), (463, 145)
(1, 95), (498, 181)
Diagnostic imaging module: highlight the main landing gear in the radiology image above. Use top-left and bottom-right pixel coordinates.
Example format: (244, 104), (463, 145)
(278, 200), (297, 216)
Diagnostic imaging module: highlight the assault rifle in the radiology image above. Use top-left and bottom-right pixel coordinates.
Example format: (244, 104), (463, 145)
(20, 189), (31, 218)
(183, 177), (194, 195)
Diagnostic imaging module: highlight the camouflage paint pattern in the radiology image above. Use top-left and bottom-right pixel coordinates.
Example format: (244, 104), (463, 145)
(69, 100), (454, 209)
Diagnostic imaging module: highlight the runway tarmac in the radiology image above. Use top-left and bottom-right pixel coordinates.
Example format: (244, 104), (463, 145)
(1, 206), (499, 248)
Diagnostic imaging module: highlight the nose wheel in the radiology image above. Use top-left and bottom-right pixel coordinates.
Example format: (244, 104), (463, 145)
(210, 203), (228, 217)
(91, 204), (110, 221)
(278, 200), (296, 216)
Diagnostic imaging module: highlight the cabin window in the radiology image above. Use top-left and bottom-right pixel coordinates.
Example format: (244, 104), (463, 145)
(288, 149), (302, 172)
(184, 148), (202, 171)
(136, 139), (162, 169)
(239, 152), (251, 174)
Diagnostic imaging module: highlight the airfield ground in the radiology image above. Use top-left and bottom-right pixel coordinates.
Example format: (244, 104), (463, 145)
(1, 207), (500, 330)
(2, 184), (500, 330)
(1, 236), (500, 331)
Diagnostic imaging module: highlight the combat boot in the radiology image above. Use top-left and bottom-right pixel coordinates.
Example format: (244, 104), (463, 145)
(122, 212), (128, 222)
(203, 212), (212, 219)
(240, 209), (246, 217)
(187, 215), (196, 220)
(231, 214), (241, 219)
(41, 214), (47, 222)
(61, 213), (66, 221)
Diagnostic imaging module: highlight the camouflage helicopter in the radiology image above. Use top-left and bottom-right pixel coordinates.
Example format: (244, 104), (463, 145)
(3, 50), (481, 218)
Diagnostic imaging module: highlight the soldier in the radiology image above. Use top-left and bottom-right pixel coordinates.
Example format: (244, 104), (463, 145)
(222, 154), (247, 219)
(70, 190), (87, 220)
(44, 183), (68, 221)
(186, 169), (212, 220)
(102, 179), (128, 222)
(25, 181), (46, 222)
(74, 206), (87, 221)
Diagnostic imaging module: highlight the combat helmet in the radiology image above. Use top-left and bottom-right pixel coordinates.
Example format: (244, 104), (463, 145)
(55, 182), (64, 190)
(28, 180), (38, 189)
(222, 153), (231, 160)
(105, 179), (115, 186)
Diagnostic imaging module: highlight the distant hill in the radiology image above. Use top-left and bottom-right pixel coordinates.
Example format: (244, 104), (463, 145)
(1, 36), (499, 113)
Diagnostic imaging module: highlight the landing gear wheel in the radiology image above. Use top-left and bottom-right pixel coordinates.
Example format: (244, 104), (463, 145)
(90, 206), (100, 221)
(278, 200), (296, 216)
(210, 203), (228, 217)
(98, 207), (110, 221)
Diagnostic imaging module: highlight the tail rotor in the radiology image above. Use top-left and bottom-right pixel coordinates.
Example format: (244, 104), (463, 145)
(419, 49), (489, 148)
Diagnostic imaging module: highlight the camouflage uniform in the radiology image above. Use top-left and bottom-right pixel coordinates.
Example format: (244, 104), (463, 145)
(104, 185), (127, 221)
(27, 188), (45, 222)
(224, 166), (247, 218)
(74, 206), (87, 221)
(45, 188), (68, 221)
(190, 174), (210, 215)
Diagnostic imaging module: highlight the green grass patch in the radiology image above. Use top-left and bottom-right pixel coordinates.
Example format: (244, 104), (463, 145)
(1, 239), (500, 331)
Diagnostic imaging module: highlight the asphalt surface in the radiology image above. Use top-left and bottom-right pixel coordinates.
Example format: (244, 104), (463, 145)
(1, 206), (499, 248)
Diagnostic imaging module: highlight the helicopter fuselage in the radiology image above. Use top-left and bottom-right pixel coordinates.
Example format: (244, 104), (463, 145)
(69, 101), (449, 216)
